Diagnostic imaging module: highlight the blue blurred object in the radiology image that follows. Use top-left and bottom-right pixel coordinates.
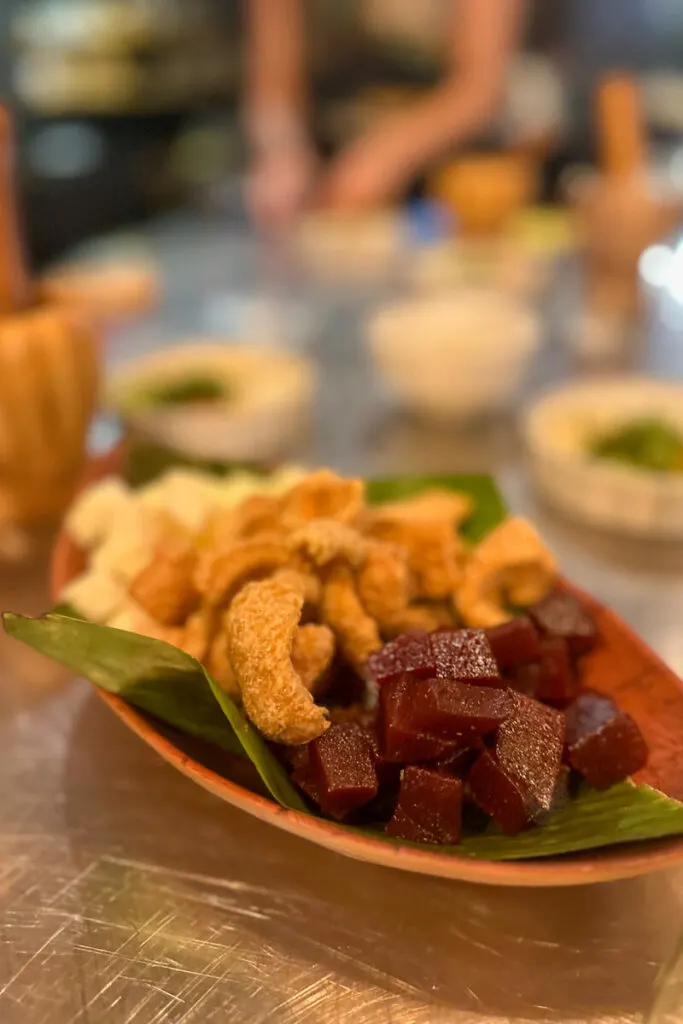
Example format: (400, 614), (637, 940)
(404, 198), (454, 246)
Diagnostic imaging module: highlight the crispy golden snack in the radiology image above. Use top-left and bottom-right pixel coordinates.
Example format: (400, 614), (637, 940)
(280, 469), (364, 529)
(129, 540), (199, 626)
(227, 576), (329, 744)
(321, 564), (382, 675)
(355, 541), (410, 624)
(199, 496), (285, 551)
(291, 623), (335, 693)
(289, 518), (367, 568)
(370, 488), (472, 527)
(177, 607), (216, 662)
(456, 516), (557, 628)
(206, 623), (240, 701)
(366, 518), (463, 600)
(380, 602), (453, 638)
(194, 538), (290, 607)
(272, 567), (322, 610)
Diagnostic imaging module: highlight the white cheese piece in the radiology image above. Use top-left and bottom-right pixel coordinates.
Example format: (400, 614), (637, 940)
(64, 477), (133, 551)
(106, 600), (167, 640)
(60, 569), (126, 623)
(90, 505), (158, 584)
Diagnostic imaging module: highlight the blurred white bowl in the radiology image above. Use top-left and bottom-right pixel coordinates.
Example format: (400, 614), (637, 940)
(523, 378), (683, 538)
(295, 210), (404, 284)
(366, 290), (540, 420)
(410, 239), (551, 300)
(106, 342), (315, 462)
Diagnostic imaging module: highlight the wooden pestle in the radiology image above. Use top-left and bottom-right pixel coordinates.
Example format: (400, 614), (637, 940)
(0, 106), (30, 315)
(596, 73), (648, 180)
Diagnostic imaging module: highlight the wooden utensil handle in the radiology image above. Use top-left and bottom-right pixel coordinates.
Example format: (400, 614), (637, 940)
(0, 106), (30, 315)
(596, 74), (648, 179)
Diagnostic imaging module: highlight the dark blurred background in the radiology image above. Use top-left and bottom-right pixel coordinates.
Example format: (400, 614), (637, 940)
(5, 0), (683, 268)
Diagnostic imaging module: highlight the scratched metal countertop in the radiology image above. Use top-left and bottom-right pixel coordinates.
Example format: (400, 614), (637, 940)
(3, 215), (683, 1024)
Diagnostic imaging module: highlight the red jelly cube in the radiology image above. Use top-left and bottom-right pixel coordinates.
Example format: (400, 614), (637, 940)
(367, 631), (435, 685)
(485, 617), (541, 669)
(496, 691), (565, 814)
(508, 662), (540, 698)
(564, 690), (648, 789)
(468, 752), (528, 836)
(430, 742), (484, 777)
(431, 629), (501, 686)
(293, 723), (378, 818)
(410, 678), (512, 740)
(530, 765), (572, 825)
(529, 590), (597, 656)
(534, 637), (578, 704)
(386, 766), (463, 845)
(380, 676), (460, 763)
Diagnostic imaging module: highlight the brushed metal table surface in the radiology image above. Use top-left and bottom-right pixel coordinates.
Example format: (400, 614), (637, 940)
(3, 216), (683, 1024)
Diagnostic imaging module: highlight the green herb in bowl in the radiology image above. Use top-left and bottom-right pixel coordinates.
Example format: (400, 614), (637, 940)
(590, 419), (683, 474)
(139, 374), (228, 407)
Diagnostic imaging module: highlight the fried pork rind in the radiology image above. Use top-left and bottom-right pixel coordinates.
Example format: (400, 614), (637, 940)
(456, 516), (557, 628)
(321, 564), (382, 675)
(366, 518), (463, 600)
(206, 622), (240, 700)
(129, 540), (200, 626)
(201, 494), (285, 550)
(291, 623), (335, 693)
(280, 469), (364, 529)
(289, 518), (367, 568)
(195, 538), (290, 608)
(355, 541), (410, 623)
(227, 576), (329, 744)
(370, 488), (473, 527)
(176, 607), (217, 662)
(381, 602), (455, 638)
(272, 567), (322, 610)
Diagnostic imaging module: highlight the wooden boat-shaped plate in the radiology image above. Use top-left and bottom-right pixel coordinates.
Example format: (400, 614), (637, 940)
(50, 449), (683, 887)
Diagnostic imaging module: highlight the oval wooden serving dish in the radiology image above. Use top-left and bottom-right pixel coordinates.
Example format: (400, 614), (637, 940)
(51, 449), (683, 886)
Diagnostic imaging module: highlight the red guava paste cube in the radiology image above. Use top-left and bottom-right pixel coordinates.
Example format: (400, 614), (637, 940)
(528, 589), (597, 656)
(386, 766), (463, 844)
(431, 629), (501, 686)
(409, 678), (512, 740)
(379, 675), (460, 763)
(497, 691), (565, 811)
(534, 637), (578, 704)
(485, 617), (542, 669)
(367, 631), (435, 685)
(530, 764), (572, 824)
(430, 741), (484, 777)
(508, 662), (540, 698)
(293, 723), (378, 818)
(489, 691), (566, 821)
(467, 752), (528, 835)
(564, 690), (648, 789)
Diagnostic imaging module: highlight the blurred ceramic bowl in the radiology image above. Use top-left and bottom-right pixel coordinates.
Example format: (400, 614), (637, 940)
(429, 154), (537, 236)
(294, 210), (404, 284)
(38, 260), (161, 325)
(366, 290), (540, 420)
(410, 238), (550, 300)
(523, 378), (683, 538)
(106, 342), (315, 462)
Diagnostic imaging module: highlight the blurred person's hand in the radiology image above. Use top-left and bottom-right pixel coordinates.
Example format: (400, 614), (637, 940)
(248, 138), (317, 232)
(316, 129), (406, 213)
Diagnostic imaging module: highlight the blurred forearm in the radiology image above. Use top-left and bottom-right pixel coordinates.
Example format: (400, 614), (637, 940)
(244, 0), (308, 152)
(395, 0), (526, 174)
